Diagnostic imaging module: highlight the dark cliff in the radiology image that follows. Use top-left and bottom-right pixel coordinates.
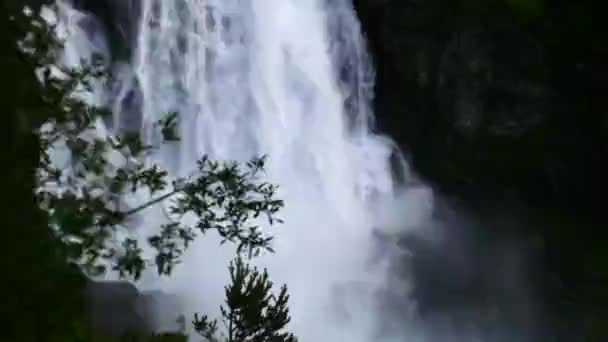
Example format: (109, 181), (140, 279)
(355, 0), (608, 339)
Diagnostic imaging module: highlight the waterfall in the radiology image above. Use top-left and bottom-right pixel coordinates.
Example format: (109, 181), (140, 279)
(51, 0), (435, 340)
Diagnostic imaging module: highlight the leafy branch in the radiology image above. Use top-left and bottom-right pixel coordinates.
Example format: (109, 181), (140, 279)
(32, 20), (284, 280)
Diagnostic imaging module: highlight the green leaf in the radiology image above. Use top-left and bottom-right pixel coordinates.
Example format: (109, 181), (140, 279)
(157, 111), (181, 142)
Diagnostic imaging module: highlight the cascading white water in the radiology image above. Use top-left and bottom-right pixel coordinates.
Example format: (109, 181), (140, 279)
(52, 0), (436, 340)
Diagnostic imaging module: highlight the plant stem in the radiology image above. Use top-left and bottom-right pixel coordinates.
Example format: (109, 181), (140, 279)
(121, 189), (180, 217)
(229, 309), (234, 342)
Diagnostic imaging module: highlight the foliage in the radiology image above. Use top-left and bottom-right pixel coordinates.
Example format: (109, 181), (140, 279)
(2, 4), (94, 341)
(193, 258), (297, 342)
(30, 20), (284, 280)
(3, 3), (297, 341)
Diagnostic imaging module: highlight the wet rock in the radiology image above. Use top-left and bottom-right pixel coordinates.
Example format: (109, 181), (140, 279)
(84, 280), (153, 337)
(72, 0), (142, 61)
(114, 74), (143, 132)
(354, 0), (606, 212)
(84, 280), (184, 337)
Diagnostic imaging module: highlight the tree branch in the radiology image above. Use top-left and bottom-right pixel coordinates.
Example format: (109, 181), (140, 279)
(121, 189), (180, 217)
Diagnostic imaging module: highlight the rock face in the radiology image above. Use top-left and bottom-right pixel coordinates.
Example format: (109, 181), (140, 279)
(354, 0), (607, 211)
(354, 0), (607, 339)
(66, 1), (146, 132)
(84, 280), (152, 337)
(71, 0), (141, 61)
(84, 280), (184, 338)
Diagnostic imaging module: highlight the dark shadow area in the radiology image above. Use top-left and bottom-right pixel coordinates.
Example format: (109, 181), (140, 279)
(354, 0), (607, 339)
